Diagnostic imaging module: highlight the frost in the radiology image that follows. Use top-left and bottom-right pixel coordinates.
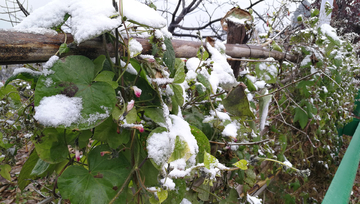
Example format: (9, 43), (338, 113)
(34, 94), (82, 127)
(15, 0), (166, 43)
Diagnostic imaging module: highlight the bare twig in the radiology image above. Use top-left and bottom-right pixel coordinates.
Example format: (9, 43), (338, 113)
(275, 118), (316, 148)
(210, 138), (273, 146)
(255, 71), (320, 99)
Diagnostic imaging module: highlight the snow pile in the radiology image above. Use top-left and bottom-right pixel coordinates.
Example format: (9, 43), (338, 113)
(34, 94), (82, 127)
(205, 41), (238, 92)
(15, 0), (166, 43)
(222, 121), (239, 138)
(147, 115), (199, 166)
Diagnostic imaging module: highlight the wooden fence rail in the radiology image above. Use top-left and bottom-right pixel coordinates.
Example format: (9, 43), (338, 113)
(0, 30), (297, 65)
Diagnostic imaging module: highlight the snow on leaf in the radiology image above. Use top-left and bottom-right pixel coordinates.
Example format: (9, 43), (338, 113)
(15, 0), (166, 43)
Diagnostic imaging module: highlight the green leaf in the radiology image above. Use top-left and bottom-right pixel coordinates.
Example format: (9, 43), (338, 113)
(311, 9), (320, 17)
(0, 132), (14, 149)
(0, 84), (21, 106)
(94, 55), (106, 76)
(78, 130), (92, 149)
(223, 84), (254, 118)
(163, 179), (186, 204)
(157, 188), (168, 203)
(126, 108), (138, 124)
(196, 183), (210, 201)
(170, 84), (184, 106)
(290, 178), (301, 191)
(294, 107), (308, 129)
(34, 55), (117, 130)
(190, 125), (210, 163)
(30, 158), (50, 177)
(173, 58), (185, 83)
(219, 188), (238, 204)
(33, 128), (78, 164)
(0, 164), (11, 181)
(271, 41), (283, 52)
(197, 74), (212, 93)
(197, 48), (209, 61)
(296, 80), (314, 98)
(233, 159), (248, 170)
(112, 105), (124, 121)
(57, 145), (131, 204)
(204, 151), (217, 169)
(18, 150), (40, 190)
(94, 71), (118, 89)
(5, 70), (40, 88)
(259, 89), (272, 127)
(168, 136), (191, 163)
(244, 78), (257, 92)
(144, 108), (166, 126)
(93, 117), (130, 149)
(59, 43), (69, 55)
(163, 37), (176, 76)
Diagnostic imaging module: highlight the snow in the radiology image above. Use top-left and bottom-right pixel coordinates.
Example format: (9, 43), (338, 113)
(180, 198), (192, 204)
(259, 89), (271, 131)
(222, 121), (239, 138)
(247, 194), (262, 204)
(34, 94), (82, 127)
(120, 60), (137, 75)
(43, 55), (59, 76)
(320, 24), (340, 43)
(255, 80), (266, 89)
(12, 68), (41, 76)
(6, 28), (57, 36)
(128, 38), (143, 57)
(205, 42), (238, 92)
(147, 114), (198, 167)
(160, 178), (176, 190)
(15, 0), (166, 43)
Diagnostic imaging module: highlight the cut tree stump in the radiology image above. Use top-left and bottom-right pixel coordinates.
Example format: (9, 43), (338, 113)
(0, 30), (297, 65)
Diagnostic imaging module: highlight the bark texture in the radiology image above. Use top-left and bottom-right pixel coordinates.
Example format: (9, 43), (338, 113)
(0, 31), (297, 65)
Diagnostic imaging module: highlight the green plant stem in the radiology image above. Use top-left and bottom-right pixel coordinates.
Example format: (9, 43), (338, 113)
(109, 166), (136, 204)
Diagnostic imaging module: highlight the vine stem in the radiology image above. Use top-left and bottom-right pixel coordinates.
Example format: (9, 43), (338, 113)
(109, 167), (136, 204)
(255, 71), (320, 99)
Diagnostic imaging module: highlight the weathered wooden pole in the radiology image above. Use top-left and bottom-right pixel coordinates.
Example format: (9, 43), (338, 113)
(0, 30), (297, 65)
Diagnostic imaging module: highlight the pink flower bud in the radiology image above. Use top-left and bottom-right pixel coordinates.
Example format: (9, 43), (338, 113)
(127, 100), (135, 112)
(134, 125), (144, 133)
(100, 151), (111, 156)
(75, 149), (80, 162)
(132, 86), (142, 98)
